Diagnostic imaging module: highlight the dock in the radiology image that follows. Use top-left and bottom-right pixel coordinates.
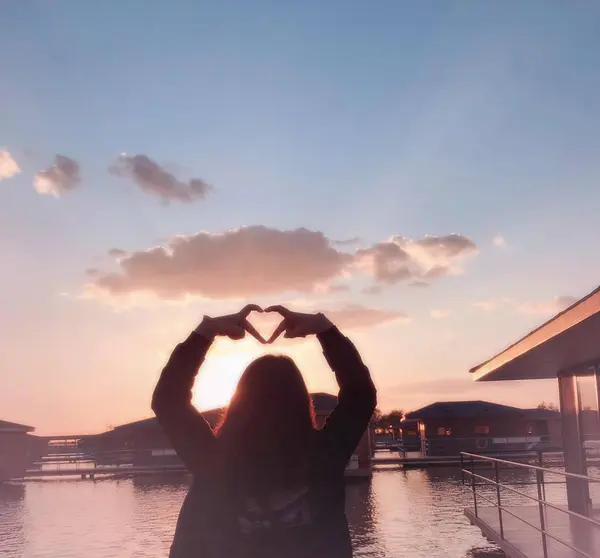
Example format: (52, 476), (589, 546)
(462, 452), (600, 558)
(20, 449), (590, 480)
(465, 505), (600, 558)
(23, 464), (189, 480)
(371, 450), (595, 469)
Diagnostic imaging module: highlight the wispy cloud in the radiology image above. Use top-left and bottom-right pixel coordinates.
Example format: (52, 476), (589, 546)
(110, 154), (212, 204)
(492, 234), (506, 248)
(430, 309), (450, 319)
(332, 237), (362, 247)
(517, 295), (577, 315)
(107, 248), (128, 259)
(473, 298), (512, 312)
(356, 233), (478, 289)
(0, 150), (21, 181)
(474, 295), (577, 316)
(362, 285), (382, 295)
(323, 304), (410, 330)
(34, 155), (81, 196)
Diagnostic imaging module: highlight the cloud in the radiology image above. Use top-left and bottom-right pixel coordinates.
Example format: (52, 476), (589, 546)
(332, 237), (362, 247)
(324, 283), (350, 293)
(517, 295), (577, 316)
(90, 226), (353, 300)
(250, 303), (409, 338)
(108, 248), (128, 259)
(473, 295), (577, 316)
(492, 234), (506, 248)
(320, 304), (410, 330)
(0, 150), (20, 180)
(87, 228), (478, 302)
(362, 285), (382, 295)
(33, 155), (81, 196)
(110, 154), (211, 204)
(408, 280), (429, 288)
(356, 234), (477, 287)
(473, 298), (511, 312)
(430, 309), (450, 319)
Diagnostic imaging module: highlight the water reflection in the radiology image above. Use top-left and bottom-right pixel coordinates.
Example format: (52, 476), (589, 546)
(132, 473), (190, 492)
(346, 481), (386, 557)
(0, 483), (25, 558)
(0, 469), (503, 557)
(368, 467), (501, 557)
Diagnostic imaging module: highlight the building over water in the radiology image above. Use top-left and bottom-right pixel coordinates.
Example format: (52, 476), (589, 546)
(0, 420), (45, 482)
(403, 400), (561, 456)
(85, 392), (374, 478)
(465, 285), (600, 557)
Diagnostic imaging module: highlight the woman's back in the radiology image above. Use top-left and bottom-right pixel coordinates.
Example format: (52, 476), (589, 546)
(152, 306), (377, 558)
(170, 429), (354, 558)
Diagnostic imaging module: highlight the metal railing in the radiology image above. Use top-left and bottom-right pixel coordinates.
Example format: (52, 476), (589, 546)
(461, 452), (600, 558)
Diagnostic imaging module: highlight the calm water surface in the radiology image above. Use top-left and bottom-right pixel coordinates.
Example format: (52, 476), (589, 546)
(0, 466), (506, 558)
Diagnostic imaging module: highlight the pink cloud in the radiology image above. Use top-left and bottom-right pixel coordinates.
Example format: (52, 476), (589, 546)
(356, 233), (477, 288)
(88, 228), (478, 301)
(0, 150), (20, 180)
(91, 226), (352, 300)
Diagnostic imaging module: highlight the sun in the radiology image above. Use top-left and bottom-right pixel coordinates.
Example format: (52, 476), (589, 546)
(192, 344), (260, 411)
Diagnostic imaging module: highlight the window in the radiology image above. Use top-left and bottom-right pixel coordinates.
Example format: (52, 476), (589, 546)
(437, 427), (452, 436)
(526, 423), (534, 435)
(474, 425), (490, 435)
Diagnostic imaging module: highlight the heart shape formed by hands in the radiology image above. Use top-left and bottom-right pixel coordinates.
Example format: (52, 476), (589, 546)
(206, 304), (329, 345)
(243, 309), (283, 344)
(243, 305), (329, 344)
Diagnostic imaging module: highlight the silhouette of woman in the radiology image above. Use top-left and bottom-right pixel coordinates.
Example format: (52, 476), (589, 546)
(152, 304), (377, 558)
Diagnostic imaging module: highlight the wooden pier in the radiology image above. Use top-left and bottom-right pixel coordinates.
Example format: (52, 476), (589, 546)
(465, 506), (600, 558)
(372, 450), (597, 469)
(19, 449), (592, 481)
(24, 464), (189, 480)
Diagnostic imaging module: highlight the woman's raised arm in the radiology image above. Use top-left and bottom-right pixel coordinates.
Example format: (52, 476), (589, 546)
(152, 305), (265, 473)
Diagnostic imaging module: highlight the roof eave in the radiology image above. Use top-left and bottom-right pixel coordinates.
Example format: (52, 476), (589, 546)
(469, 286), (600, 382)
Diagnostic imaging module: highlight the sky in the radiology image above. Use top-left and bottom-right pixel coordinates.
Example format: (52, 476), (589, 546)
(2, 1), (600, 435)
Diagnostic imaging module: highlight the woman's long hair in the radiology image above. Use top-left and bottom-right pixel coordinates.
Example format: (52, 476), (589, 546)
(217, 354), (316, 496)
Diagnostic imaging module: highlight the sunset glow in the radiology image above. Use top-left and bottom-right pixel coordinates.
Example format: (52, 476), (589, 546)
(2, 2), (599, 436)
(193, 348), (259, 411)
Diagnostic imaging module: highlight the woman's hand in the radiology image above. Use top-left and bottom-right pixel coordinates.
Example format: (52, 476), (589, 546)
(195, 304), (266, 343)
(265, 305), (333, 343)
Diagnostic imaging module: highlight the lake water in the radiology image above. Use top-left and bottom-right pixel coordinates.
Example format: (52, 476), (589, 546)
(0, 465), (506, 557)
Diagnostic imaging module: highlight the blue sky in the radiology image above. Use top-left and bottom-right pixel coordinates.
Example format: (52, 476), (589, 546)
(2, 1), (600, 434)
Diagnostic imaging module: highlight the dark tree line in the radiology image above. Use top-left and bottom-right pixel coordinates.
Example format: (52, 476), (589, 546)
(372, 408), (404, 429)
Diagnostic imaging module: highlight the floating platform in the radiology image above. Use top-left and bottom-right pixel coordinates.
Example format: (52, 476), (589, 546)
(465, 505), (600, 558)
(371, 451), (591, 469)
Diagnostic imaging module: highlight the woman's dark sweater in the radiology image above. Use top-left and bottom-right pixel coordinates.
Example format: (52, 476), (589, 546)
(152, 326), (377, 558)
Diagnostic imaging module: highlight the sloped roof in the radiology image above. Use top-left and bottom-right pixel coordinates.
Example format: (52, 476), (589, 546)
(470, 285), (600, 381)
(404, 400), (532, 420)
(0, 419), (35, 433)
(109, 408), (224, 434)
(311, 392), (338, 414)
(107, 393), (338, 435)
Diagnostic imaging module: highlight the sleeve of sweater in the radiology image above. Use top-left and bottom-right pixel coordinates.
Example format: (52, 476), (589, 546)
(316, 326), (377, 466)
(151, 331), (217, 474)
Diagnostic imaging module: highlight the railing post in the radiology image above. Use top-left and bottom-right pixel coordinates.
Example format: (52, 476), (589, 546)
(471, 455), (478, 517)
(537, 451), (547, 501)
(460, 453), (464, 485)
(536, 469), (548, 558)
(494, 460), (504, 539)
